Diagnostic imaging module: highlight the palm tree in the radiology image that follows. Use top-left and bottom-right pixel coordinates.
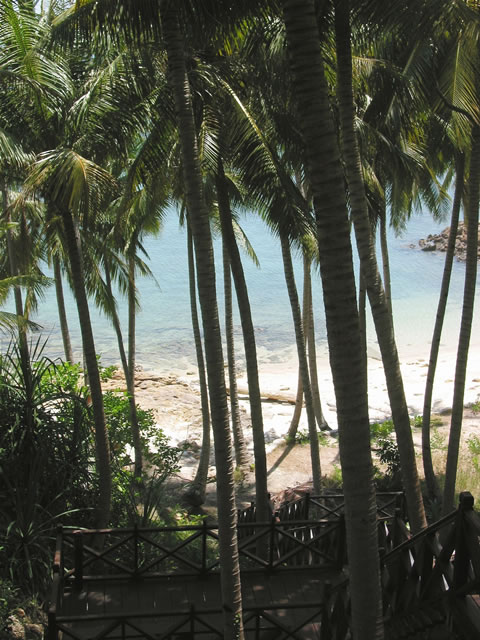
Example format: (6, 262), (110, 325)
(280, 1), (382, 636)
(222, 239), (249, 468)
(215, 155), (270, 528)
(334, 0), (427, 533)
(280, 231), (322, 492)
(183, 221), (212, 506)
(443, 129), (480, 514)
(159, 6), (243, 635)
(422, 151), (464, 500)
(28, 148), (116, 528)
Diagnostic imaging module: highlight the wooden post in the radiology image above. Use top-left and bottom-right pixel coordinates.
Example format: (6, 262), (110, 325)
(268, 515), (276, 571)
(74, 531), (83, 591)
(201, 520), (207, 575)
(190, 604), (195, 637)
(47, 607), (57, 640)
(336, 514), (346, 570)
(133, 524), (138, 576)
(305, 492), (310, 520)
(322, 581), (333, 638)
(453, 491), (474, 590)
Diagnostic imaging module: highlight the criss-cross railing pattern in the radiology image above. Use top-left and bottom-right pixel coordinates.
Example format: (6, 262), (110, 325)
(60, 516), (346, 589)
(382, 491), (480, 639)
(47, 492), (480, 639)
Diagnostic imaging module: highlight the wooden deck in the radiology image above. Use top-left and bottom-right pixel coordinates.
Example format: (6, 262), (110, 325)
(47, 492), (480, 639)
(57, 568), (343, 639)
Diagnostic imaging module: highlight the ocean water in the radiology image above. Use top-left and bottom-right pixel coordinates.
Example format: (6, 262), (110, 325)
(2, 209), (479, 373)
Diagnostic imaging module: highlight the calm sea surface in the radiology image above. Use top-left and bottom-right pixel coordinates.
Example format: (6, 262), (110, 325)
(3, 209), (479, 373)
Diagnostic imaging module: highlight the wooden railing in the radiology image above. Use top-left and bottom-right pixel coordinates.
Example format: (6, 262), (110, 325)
(56, 517), (347, 586)
(48, 492), (480, 639)
(52, 600), (330, 640)
(382, 491), (480, 639)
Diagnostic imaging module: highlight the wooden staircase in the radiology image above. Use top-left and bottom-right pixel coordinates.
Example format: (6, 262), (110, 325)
(46, 492), (480, 639)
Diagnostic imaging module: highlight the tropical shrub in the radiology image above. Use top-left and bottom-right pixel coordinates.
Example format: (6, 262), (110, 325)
(0, 341), (180, 594)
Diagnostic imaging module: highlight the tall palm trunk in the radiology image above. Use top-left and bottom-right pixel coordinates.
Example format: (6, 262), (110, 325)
(184, 223), (211, 506)
(379, 205), (393, 317)
(281, 1), (382, 637)
(223, 240), (249, 468)
(280, 233), (322, 492)
(53, 255), (74, 363)
(104, 261), (143, 479)
(443, 130), (480, 515)
(422, 152), (465, 501)
(288, 369), (304, 438)
(62, 209), (111, 528)
(126, 246), (143, 476)
(287, 256), (310, 439)
(215, 161), (269, 526)
(160, 5), (243, 636)
(334, 0), (426, 533)
(127, 253), (137, 399)
(304, 253), (328, 429)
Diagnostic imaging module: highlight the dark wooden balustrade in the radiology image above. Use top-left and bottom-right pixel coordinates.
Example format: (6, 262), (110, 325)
(46, 492), (480, 639)
(381, 491), (480, 639)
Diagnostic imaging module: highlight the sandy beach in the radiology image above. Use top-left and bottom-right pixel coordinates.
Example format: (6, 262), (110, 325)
(104, 338), (480, 506)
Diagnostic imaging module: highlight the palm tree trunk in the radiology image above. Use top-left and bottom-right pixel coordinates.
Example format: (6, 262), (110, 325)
(127, 253), (136, 391)
(334, 0), (426, 533)
(288, 370), (304, 439)
(422, 152), (464, 501)
(359, 274), (368, 368)
(215, 161), (269, 527)
(287, 256), (311, 440)
(443, 131), (480, 515)
(104, 260), (143, 479)
(184, 223), (211, 506)
(62, 209), (111, 528)
(379, 204), (392, 317)
(281, 1), (382, 637)
(223, 239), (249, 468)
(160, 5), (243, 636)
(280, 233), (322, 492)
(53, 255), (74, 363)
(304, 253), (328, 429)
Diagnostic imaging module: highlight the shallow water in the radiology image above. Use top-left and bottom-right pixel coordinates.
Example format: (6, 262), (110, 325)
(2, 208), (478, 373)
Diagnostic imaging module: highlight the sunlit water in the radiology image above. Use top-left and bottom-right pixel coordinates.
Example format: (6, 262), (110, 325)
(2, 209), (479, 374)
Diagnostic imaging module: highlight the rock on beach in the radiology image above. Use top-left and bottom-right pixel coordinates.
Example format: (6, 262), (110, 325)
(418, 222), (480, 260)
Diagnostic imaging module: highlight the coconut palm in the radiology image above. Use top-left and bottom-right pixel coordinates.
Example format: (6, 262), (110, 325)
(280, 1), (382, 636)
(334, 0), (427, 533)
(27, 148), (117, 527)
(422, 151), (464, 500)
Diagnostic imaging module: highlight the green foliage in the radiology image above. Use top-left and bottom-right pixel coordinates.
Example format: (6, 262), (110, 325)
(288, 428), (329, 446)
(409, 415), (442, 429)
(0, 344), (95, 594)
(323, 464), (343, 489)
(370, 419), (395, 442)
(102, 391), (181, 527)
(471, 398), (480, 415)
(370, 420), (402, 489)
(467, 435), (480, 473)
(0, 579), (16, 630)
(410, 415), (423, 429)
(0, 342), (181, 593)
(97, 357), (118, 382)
(430, 427), (447, 451)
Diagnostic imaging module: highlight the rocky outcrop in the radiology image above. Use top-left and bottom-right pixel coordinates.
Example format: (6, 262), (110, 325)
(418, 222), (480, 261)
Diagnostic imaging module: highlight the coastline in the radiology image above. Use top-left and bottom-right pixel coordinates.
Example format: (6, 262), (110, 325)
(105, 341), (480, 500)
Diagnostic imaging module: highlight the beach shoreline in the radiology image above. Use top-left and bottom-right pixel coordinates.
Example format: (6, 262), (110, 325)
(104, 344), (480, 503)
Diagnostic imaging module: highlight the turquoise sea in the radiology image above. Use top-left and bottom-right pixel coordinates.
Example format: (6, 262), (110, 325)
(2, 209), (479, 373)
